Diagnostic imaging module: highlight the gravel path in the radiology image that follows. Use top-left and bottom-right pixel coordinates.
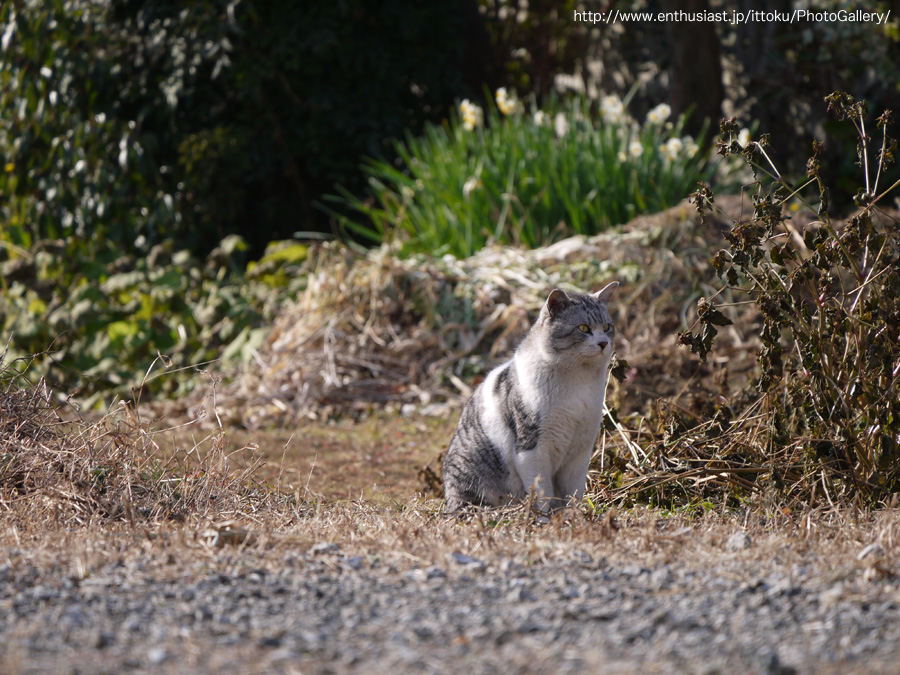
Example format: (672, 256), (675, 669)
(3, 518), (900, 674)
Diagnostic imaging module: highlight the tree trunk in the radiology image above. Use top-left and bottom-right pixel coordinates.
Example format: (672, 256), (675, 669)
(661, 0), (724, 136)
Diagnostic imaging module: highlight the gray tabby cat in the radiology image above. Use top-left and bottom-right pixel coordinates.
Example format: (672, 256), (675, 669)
(443, 282), (619, 513)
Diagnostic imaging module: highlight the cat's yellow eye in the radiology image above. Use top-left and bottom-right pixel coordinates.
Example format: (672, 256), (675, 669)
(578, 324), (590, 333)
(602, 323), (610, 332)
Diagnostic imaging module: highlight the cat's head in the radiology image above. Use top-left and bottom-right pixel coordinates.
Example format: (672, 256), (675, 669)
(537, 282), (618, 365)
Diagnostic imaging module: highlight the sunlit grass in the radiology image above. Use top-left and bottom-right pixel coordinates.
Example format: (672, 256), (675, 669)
(329, 91), (716, 258)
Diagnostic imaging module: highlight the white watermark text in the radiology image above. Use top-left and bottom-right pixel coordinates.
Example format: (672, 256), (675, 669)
(573, 8), (891, 26)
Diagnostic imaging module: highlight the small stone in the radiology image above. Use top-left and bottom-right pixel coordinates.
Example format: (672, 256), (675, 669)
(123, 617), (144, 632)
(560, 586), (580, 600)
(33, 585), (58, 602)
(94, 631), (115, 649)
(506, 584), (531, 602)
(310, 542), (340, 555)
(765, 576), (800, 599)
(425, 566), (446, 580)
(194, 605), (213, 622)
(759, 651), (797, 675)
(62, 607), (88, 627)
(247, 569), (267, 583)
(573, 550), (593, 566)
(650, 566), (674, 590)
(301, 630), (327, 646)
(345, 556), (365, 571)
(147, 648), (167, 665)
(405, 568), (428, 582)
(621, 564), (650, 577)
(450, 552), (483, 566)
(726, 531), (752, 552)
(413, 625), (434, 639)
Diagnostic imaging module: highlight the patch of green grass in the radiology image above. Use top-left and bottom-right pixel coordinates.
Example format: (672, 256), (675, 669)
(329, 91), (717, 258)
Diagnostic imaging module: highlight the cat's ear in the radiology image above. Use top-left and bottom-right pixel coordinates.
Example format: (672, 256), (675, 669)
(593, 281), (619, 305)
(545, 289), (571, 318)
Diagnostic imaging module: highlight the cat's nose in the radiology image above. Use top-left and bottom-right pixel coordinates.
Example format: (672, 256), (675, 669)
(597, 339), (609, 350)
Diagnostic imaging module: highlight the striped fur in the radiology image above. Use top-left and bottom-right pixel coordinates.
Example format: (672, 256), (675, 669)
(443, 282), (618, 512)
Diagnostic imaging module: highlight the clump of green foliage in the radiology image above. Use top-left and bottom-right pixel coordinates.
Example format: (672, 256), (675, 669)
(679, 92), (899, 506)
(0, 236), (308, 406)
(332, 92), (715, 258)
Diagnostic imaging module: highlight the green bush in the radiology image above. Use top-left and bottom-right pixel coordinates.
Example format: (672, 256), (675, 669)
(331, 91), (716, 258)
(0, 235), (307, 405)
(679, 93), (900, 505)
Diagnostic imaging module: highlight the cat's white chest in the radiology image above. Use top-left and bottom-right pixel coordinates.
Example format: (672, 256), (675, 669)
(521, 360), (608, 463)
(545, 376), (606, 460)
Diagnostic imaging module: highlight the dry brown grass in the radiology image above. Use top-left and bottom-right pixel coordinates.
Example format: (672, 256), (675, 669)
(0, 350), (302, 532)
(4, 484), (900, 588)
(5, 341), (900, 604)
(168, 196), (760, 432)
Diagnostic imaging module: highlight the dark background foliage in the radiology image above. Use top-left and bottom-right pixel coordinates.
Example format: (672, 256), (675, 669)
(0, 0), (491, 257)
(3, 0), (898, 258)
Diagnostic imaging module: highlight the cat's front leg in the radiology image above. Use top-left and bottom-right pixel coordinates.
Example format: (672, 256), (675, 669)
(513, 451), (555, 513)
(554, 451), (592, 509)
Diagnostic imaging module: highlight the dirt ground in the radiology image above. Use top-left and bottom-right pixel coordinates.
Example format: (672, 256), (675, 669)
(156, 412), (456, 502)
